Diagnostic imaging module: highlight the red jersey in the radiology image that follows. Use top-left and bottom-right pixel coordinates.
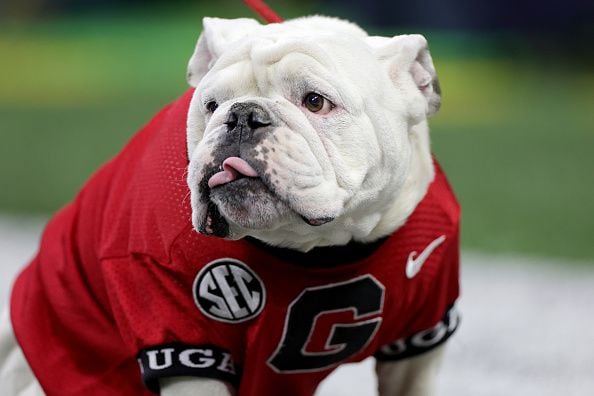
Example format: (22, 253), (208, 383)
(10, 89), (460, 395)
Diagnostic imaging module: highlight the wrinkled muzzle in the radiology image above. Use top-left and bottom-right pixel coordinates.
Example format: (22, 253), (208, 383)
(189, 99), (346, 238)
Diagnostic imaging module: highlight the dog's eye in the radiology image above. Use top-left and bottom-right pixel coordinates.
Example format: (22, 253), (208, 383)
(303, 92), (333, 114)
(206, 101), (219, 113)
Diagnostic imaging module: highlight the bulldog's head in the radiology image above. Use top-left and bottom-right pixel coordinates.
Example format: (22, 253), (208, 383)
(186, 16), (441, 251)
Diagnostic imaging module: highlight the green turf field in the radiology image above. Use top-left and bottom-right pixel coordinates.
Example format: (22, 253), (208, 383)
(0, 4), (592, 260)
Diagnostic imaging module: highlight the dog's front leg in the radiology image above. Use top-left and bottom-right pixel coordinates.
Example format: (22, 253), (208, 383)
(160, 377), (235, 396)
(375, 345), (445, 396)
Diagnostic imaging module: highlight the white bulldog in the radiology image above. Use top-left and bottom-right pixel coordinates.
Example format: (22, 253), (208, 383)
(182, 16), (444, 396)
(0, 15), (454, 396)
(186, 16), (439, 250)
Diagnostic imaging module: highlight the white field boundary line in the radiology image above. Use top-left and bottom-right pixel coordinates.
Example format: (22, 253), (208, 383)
(1, 217), (593, 396)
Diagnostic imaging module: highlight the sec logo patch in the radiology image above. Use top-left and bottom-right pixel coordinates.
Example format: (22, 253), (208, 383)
(193, 258), (266, 323)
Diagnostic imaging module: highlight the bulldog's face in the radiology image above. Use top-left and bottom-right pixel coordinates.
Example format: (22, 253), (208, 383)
(186, 17), (441, 250)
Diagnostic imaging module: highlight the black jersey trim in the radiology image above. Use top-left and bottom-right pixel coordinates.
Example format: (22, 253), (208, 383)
(137, 343), (240, 393)
(375, 305), (460, 361)
(245, 236), (388, 267)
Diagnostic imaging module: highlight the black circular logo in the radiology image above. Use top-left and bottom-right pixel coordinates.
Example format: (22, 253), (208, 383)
(193, 258), (266, 323)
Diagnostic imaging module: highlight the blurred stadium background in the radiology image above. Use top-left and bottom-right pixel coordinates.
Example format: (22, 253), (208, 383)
(0, 0), (593, 394)
(1, 0), (592, 259)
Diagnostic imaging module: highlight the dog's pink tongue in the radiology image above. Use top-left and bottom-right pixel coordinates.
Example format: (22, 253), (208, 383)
(208, 157), (259, 188)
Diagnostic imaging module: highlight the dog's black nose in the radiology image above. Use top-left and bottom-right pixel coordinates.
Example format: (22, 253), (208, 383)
(225, 102), (272, 133)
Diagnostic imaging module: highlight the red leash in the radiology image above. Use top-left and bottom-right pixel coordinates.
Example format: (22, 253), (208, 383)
(243, 0), (283, 23)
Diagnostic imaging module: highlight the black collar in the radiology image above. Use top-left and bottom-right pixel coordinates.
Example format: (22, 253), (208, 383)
(246, 236), (388, 268)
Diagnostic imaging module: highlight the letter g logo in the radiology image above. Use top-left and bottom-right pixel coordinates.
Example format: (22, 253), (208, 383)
(268, 275), (385, 372)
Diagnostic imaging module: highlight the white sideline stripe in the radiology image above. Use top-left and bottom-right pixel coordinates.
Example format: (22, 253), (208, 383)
(1, 216), (593, 396)
(0, 216), (46, 305)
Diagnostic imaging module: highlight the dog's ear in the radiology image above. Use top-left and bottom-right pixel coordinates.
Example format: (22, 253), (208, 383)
(187, 17), (261, 87)
(367, 34), (441, 119)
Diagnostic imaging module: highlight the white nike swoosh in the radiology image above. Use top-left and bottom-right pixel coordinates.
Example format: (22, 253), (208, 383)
(406, 235), (447, 279)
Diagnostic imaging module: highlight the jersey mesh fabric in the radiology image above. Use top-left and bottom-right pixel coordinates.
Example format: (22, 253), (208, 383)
(10, 89), (460, 395)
